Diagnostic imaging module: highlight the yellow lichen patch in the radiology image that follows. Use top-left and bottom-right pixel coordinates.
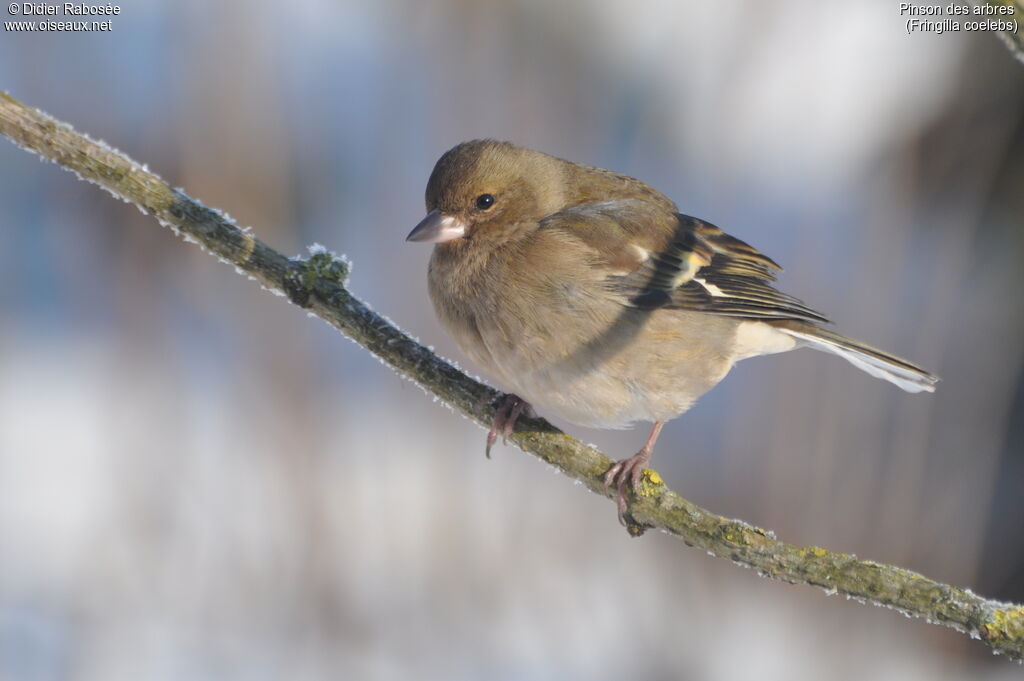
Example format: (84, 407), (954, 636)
(634, 470), (665, 498)
(811, 547), (828, 557)
(984, 608), (1024, 642)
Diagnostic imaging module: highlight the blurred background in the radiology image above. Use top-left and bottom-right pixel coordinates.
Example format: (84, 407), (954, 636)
(1, 1), (1023, 679)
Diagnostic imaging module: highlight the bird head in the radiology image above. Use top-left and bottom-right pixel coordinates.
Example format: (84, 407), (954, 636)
(406, 140), (567, 245)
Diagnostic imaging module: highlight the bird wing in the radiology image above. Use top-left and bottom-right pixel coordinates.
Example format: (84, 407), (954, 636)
(541, 201), (828, 324)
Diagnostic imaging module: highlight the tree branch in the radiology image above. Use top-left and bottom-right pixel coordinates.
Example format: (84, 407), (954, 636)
(981, 0), (1024, 62)
(2, 91), (1022, 660)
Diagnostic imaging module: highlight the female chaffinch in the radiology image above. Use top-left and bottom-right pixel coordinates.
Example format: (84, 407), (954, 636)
(407, 140), (938, 520)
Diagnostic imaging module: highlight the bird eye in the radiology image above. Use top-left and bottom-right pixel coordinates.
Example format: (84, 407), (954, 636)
(475, 194), (496, 210)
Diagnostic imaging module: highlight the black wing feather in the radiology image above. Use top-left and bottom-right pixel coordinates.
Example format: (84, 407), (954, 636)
(617, 214), (828, 324)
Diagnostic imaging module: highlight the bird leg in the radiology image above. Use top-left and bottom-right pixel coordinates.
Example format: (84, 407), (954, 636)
(603, 421), (665, 522)
(482, 393), (533, 458)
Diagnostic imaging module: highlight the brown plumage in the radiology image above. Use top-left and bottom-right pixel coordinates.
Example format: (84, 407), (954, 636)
(407, 140), (938, 522)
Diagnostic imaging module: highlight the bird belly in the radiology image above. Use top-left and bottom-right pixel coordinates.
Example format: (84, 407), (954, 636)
(502, 367), (692, 429)
(478, 308), (739, 429)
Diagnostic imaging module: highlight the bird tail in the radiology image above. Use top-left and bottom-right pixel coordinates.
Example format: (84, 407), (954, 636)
(772, 321), (939, 394)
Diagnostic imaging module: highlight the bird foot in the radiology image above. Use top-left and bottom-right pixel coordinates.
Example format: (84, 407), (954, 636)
(481, 393), (534, 458)
(603, 448), (652, 524)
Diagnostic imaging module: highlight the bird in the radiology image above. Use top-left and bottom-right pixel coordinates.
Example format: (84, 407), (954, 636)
(406, 139), (938, 522)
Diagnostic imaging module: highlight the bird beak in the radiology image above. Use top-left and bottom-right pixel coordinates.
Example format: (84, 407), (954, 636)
(406, 209), (467, 243)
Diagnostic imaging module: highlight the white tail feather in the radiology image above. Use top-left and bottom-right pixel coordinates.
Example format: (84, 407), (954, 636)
(778, 328), (938, 393)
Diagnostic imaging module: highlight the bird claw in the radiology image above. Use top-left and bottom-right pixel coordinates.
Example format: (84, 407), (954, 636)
(603, 450), (652, 524)
(483, 393), (533, 458)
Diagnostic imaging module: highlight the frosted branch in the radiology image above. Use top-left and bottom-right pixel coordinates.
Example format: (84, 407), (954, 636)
(981, 0), (1024, 62)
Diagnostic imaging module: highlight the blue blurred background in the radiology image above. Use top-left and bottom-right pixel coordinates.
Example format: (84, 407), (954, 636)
(1, 2), (1023, 679)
